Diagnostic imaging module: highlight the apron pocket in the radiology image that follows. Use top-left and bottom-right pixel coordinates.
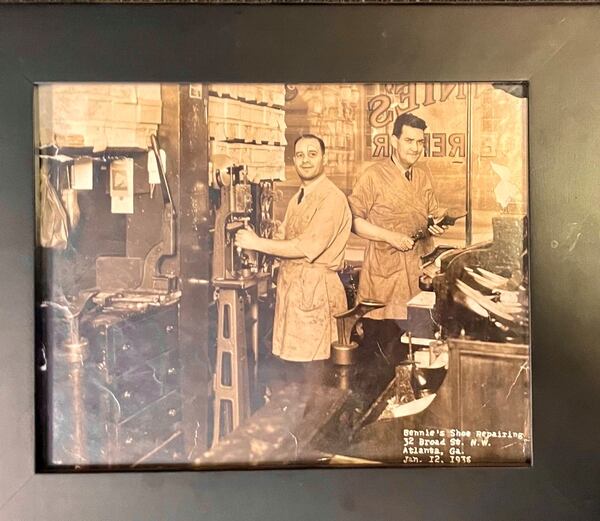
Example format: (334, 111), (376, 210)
(368, 242), (404, 278)
(297, 265), (328, 311)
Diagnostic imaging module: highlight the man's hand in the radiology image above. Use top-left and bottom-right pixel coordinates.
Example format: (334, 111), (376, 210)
(427, 224), (447, 236)
(427, 216), (448, 237)
(235, 228), (261, 251)
(386, 231), (414, 252)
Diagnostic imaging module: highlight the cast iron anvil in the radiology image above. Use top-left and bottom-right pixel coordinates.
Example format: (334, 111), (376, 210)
(331, 300), (385, 365)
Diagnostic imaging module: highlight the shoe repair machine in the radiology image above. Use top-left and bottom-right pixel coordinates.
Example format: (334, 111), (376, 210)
(209, 163), (277, 445)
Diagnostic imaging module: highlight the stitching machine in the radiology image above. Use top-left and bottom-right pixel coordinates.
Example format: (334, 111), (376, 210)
(209, 163), (277, 446)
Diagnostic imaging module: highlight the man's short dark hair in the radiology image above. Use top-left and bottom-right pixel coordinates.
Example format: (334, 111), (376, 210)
(294, 134), (326, 154)
(392, 113), (427, 138)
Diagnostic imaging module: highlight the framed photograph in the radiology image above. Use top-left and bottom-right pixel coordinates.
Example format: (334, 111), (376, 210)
(34, 80), (531, 470)
(1, 3), (598, 520)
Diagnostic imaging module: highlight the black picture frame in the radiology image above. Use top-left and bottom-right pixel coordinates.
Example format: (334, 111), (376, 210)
(1, 4), (598, 520)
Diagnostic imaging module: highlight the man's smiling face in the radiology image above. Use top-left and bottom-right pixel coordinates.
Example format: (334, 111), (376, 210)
(293, 137), (326, 182)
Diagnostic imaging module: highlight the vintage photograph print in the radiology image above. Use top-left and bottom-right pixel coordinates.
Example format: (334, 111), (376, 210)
(35, 82), (530, 469)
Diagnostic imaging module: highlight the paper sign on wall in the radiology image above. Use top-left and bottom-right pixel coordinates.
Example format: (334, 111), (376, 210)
(110, 158), (134, 214)
(72, 158), (94, 190)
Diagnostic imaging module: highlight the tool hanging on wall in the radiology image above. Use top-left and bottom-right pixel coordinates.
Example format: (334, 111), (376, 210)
(39, 158), (69, 249)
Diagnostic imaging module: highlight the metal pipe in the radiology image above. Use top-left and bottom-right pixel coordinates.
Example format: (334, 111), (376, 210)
(250, 296), (259, 384)
(466, 83), (473, 246)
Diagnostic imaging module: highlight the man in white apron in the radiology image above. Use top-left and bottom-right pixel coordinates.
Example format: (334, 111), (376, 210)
(235, 134), (351, 383)
(348, 113), (447, 360)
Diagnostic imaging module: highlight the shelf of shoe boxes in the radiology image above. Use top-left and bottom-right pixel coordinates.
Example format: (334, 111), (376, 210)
(304, 85), (360, 193)
(208, 84), (287, 182)
(37, 83), (162, 150)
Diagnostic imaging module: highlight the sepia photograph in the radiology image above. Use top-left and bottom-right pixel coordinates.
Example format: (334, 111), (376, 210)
(36, 81), (531, 469)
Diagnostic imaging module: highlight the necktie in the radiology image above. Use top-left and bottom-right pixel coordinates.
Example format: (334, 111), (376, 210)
(297, 188), (304, 204)
(405, 170), (412, 182)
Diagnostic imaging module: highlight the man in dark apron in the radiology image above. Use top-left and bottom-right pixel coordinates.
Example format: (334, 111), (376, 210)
(236, 134), (351, 385)
(348, 113), (447, 361)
